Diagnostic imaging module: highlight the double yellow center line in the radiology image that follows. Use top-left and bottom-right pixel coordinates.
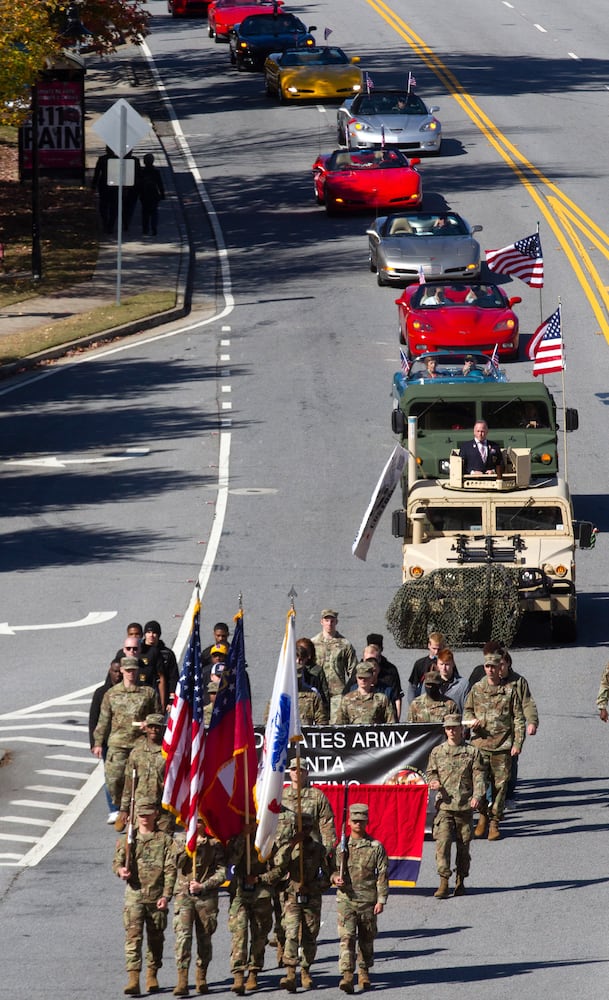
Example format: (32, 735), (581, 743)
(367, 0), (609, 341)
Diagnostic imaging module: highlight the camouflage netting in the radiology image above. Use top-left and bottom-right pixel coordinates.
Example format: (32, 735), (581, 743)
(386, 566), (524, 648)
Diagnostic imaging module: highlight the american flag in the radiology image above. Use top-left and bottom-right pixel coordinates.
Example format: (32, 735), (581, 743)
(528, 306), (564, 376)
(324, 27), (333, 40)
(400, 348), (411, 376)
(490, 343), (500, 369)
(418, 264), (426, 285)
(485, 231), (544, 287)
(365, 73), (374, 93)
(162, 600), (205, 856)
(408, 72), (417, 92)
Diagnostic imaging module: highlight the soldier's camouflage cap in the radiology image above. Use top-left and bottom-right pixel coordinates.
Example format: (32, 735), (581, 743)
(207, 681), (219, 694)
(320, 609), (338, 619)
(484, 653), (502, 666)
(145, 714), (165, 727)
(356, 661), (375, 678)
(120, 656), (139, 670)
(423, 670), (442, 685)
(349, 803), (368, 821)
(443, 713), (463, 727)
(137, 802), (158, 816)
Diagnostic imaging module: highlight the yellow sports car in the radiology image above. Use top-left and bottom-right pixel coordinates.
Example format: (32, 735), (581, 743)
(264, 46), (362, 102)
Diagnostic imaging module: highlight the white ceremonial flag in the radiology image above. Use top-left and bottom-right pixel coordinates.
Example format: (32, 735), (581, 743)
(352, 444), (409, 561)
(255, 610), (302, 859)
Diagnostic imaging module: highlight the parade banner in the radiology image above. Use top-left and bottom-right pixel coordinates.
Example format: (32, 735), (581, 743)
(254, 724), (443, 886)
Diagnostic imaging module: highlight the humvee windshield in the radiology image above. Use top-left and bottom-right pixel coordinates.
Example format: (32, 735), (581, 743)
(495, 506), (565, 532)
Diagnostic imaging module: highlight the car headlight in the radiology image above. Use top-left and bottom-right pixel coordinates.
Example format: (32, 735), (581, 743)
(352, 83), (361, 92)
(420, 119), (439, 132)
(493, 318), (516, 332)
(354, 122), (372, 132)
(412, 320), (434, 332)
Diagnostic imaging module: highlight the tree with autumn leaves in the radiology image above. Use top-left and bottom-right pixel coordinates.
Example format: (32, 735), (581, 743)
(0, 1), (151, 125)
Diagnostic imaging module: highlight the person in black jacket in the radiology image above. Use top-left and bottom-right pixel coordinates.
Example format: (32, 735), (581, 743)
(140, 620), (179, 712)
(138, 152), (165, 237)
(458, 420), (503, 477)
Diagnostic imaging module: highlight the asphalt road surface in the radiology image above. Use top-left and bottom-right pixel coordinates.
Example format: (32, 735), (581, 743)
(1, 1), (608, 997)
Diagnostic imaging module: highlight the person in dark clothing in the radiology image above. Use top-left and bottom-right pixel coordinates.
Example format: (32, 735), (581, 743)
(406, 632), (446, 707)
(92, 146), (119, 234)
(138, 152), (165, 236)
(140, 620), (179, 712)
(366, 633), (404, 719)
(89, 658), (122, 820)
(201, 622), (231, 669)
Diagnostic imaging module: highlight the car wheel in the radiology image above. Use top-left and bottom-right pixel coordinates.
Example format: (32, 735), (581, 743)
(377, 272), (386, 287)
(208, 25), (214, 38)
(398, 327), (406, 346)
(237, 57), (245, 72)
(429, 139), (443, 157)
(265, 77), (273, 97)
(229, 49), (236, 65)
(369, 258), (377, 273)
(277, 84), (285, 104)
(325, 199), (338, 216)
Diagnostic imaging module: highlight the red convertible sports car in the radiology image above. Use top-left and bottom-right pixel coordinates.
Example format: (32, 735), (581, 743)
(396, 281), (522, 359)
(312, 147), (422, 215)
(207, 0), (283, 42)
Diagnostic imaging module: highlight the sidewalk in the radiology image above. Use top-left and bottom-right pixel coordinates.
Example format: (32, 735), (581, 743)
(0, 57), (192, 377)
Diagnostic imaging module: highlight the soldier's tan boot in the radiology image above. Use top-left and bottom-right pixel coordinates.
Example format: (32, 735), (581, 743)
(488, 819), (501, 841)
(339, 972), (355, 994)
(276, 942), (284, 967)
(434, 876), (450, 899)
(279, 967), (297, 993)
(195, 967), (208, 994)
(453, 875), (467, 896)
(358, 968), (371, 990)
(124, 971), (141, 996)
(173, 969), (189, 996)
(300, 968), (314, 990)
(231, 972), (245, 996)
(474, 813), (488, 838)
(245, 970), (258, 992)
(146, 968), (159, 993)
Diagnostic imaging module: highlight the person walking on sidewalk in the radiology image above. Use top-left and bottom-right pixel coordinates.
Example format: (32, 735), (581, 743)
(139, 153), (165, 237)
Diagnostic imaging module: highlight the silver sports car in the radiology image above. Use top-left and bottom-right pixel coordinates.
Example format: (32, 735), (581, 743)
(337, 89), (441, 153)
(367, 212), (482, 286)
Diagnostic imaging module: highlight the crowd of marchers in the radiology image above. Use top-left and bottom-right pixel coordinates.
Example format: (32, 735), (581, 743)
(89, 609), (549, 996)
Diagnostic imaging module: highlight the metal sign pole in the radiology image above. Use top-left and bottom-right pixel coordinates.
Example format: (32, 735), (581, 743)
(116, 103), (126, 306)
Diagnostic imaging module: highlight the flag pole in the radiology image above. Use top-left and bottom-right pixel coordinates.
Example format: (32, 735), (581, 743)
(557, 301), (568, 482)
(537, 221), (543, 324)
(287, 586), (305, 890)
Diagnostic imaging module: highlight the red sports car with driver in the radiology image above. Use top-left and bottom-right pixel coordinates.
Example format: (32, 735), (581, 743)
(208, 0), (283, 42)
(312, 146), (422, 215)
(396, 281), (521, 359)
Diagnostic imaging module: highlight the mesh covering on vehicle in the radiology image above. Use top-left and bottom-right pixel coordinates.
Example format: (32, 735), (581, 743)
(386, 565), (524, 648)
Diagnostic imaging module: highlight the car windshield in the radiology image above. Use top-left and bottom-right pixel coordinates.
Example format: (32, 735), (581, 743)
(408, 353), (493, 379)
(241, 13), (303, 33)
(385, 213), (467, 237)
(412, 284), (505, 309)
(353, 92), (428, 116)
(281, 47), (347, 66)
(329, 148), (409, 170)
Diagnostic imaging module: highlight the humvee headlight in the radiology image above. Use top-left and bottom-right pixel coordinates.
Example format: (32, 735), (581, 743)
(409, 566), (424, 579)
(540, 453), (552, 465)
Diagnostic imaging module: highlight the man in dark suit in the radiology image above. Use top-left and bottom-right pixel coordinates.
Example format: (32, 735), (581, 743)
(458, 420), (503, 477)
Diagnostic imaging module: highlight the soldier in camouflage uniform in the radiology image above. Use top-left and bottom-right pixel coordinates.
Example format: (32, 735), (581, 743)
(92, 657), (160, 816)
(203, 682), (218, 727)
(335, 662), (397, 725)
(407, 670), (459, 723)
(426, 713), (486, 898)
(275, 813), (331, 992)
(596, 660), (609, 722)
(272, 757), (337, 963)
(330, 802), (388, 994)
(464, 652), (525, 840)
(310, 609), (358, 722)
(118, 714), (172, 833)
(172, 817), (226, 997)
(226, 822), (282, 995)
(113, 802), (177, 996)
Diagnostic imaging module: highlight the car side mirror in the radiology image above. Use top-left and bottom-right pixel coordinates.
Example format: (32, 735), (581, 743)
(366, 229), (380, 240)
(308, 24), (317, 30)
(565, 407), (579, 431)
(351, 56), (361, 63)
(471, 225), (483, 233)
(409, 157), (421, 166)
(509, 296), (522, 306)
(391, 408), (406, 436)
(429, 106), (440, 113)
(576, 521), (595, 549)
